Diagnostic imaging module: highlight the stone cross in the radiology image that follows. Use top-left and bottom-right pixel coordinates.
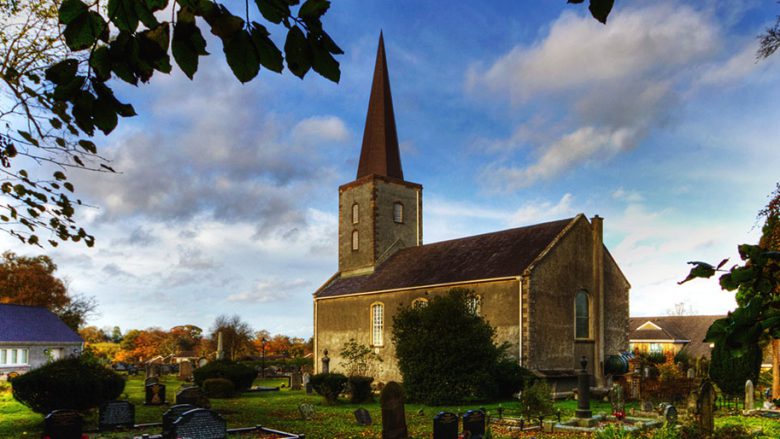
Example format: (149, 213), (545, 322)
(380, 381), (408, 439)
(745, 379), (754, 411)
(321, 349), (330, 374)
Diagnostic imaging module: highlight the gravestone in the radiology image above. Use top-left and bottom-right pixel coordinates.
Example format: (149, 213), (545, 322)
(145, 376), (160, 386)
(745, 380), (755, 411)
(44, 410), (83, 439)
(171, 408), (227, 439)
(322, 349), (330, 373)
(179, 360), (194, 381)
(176, 385), (211, 408)
(303, 372), (312, 394)
(462, 409), (486, 439)
(98, 400), (135, 431)
(641, 400), (654, 412)
(198, 357), (209, 367)
(162, 404), (196, 439)
(298, 403), (315, 420)
(697, 380), (716, 437)
(291, 370), (303, 390)
(658, 403), (678, 424)
(145, 382), (167, 405)
(433, 412), (458, 439)
(354, 407), (372, 426)
(687, 368), (696, 379)
(380, 381), (408, 439)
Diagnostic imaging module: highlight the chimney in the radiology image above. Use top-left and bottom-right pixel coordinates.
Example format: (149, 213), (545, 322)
(591, 215), (605, 386)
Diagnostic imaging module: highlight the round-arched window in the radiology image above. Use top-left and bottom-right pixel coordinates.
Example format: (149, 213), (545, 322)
(575, 291), (590, 339)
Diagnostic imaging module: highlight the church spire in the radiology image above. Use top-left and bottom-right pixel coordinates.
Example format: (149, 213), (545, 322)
(357, 32), (404, 180)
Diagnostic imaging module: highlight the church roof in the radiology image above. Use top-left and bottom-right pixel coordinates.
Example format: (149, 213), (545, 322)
(0, 303), (83, 343)
(316, 217), (575, 298)
(356, 32), (404, 180)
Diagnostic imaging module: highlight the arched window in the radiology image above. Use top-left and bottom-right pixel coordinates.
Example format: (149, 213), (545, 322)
(575, 291), (590, 339)
(393, 202), (404, 223)
(412, 297), (428, 309)
(371, 303), (384, 346)
(352, 230), (359, 250)
(352, 203), (359, 224)
(467, 295), (482, 316)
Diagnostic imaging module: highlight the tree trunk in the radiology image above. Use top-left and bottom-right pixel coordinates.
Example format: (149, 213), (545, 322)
(773, 339), (780, 400)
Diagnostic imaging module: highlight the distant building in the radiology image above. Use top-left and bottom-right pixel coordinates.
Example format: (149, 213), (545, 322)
(628, 315), (724, 359)
(0, 303), (83, 377)
(312, 35), (631, 387)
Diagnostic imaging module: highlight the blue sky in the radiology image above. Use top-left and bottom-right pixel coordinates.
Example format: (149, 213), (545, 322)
(4, 0), (780, 337)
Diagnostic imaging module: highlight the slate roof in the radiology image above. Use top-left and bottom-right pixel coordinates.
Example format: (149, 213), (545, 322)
(629, 315), (724, 358)
(316, 217), (575, 298)
(0, 303), (83, 343)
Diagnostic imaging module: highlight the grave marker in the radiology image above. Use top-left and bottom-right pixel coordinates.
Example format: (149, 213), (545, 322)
(462, 409), (486, 439)
(145, 382), (167, 405)
(745, 380), (755, 411)
(98, 400), (135, 431)
(354, 407), (372, 425)
(179, 360), (194, 381)
(380, 381), (408, 439)
(697, 380), (716, 437)
(433, 411), (458, 439)
(291, 370), (302, 390)
(162, 404), (196, 439)
(44, 410), (83, 439)
(176, 385), (210, 408)
(171, 408), (227, 439)
(145, 376), (160, 386)
(298, 403), (315, 420)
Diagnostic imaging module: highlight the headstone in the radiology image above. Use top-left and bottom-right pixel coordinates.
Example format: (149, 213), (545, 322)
(697, 380), (716, 437)
(44, 410), (83, 439)
(304, 372), (313, 394)
(462, 410), (486, 439)
(687, 368), (696, 379)
(298, 403), (315, 420)
(179, 360), (194, 381)
(171, 408), (227, 439)
(145, 376), (160, 386)
(176, 386), (211, 408)
(198, 357), (209, 367)
(432, 412), (458, 439)
(322, 349), (330, 373)
(354, 407), (372, 426)
(641, 400), (654, 412)
(380, 381), (408, 439)
(664, 404), (678, 424)
(145, 382), (167, 405)
(162, 404), (196, 439)
(291, 370), (303, 390)
(98, 400), (135, 431)
(745, 380), (755, 411)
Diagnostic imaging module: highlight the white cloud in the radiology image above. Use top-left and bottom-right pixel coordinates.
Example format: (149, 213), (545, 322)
(227, 278), (309, 303)
(509, 193), (576, 226)
(292, 116), (351, 144)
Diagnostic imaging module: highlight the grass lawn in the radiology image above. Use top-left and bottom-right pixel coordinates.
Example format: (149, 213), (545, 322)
(2, 376), (780, 438)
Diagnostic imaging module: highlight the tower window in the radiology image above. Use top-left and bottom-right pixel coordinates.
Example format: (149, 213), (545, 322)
(371, 303), (384, 346)
(575, 290), (590, 339)
(352, 230), (359, 250)
(352, 203), (359, 224)
(393, 202), (404, 223)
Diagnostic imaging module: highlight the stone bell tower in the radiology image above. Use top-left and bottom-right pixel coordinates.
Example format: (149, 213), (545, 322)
(338, 33), (422, 277)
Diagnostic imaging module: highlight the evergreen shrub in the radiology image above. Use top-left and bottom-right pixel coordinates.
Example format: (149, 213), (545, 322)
(11, 357), (125, 414)
(347, 375), (374, 403)
(193, 360), (256, 391)
(709, 341), (761, 397)
(202, 378), (236, 398)
(310, 372), (347, 404)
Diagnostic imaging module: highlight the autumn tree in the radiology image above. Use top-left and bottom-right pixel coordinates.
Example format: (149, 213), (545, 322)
(0, 251), (95, 329)
(114, 327), (170, 362)
(79, 325), (108, 343)
(210, 314), (255, 361)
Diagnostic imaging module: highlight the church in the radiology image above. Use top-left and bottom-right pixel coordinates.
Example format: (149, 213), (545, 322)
(313, 35), (630, 387)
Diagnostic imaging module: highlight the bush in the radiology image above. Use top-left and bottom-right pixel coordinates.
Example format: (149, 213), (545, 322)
(392, 288), (505, 404)
(11, 357), (125, 414)
(517, 380), (553, 420)
(310, 372), (347, 404)
(339, 339), (381, 377)
(714, 424), (754, 439)
(709, 341), (762, 397)
(647, 352), (667, 364)
(193, 360), (256, 391)
(492, 358), (534, 399)
(202, 378), (235, 398)
(347, 375), (374, 403)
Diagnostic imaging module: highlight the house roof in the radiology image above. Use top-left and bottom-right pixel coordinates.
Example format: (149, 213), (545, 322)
(315, 217), (576, 298)
(357, 32), (404, 180)
(0, 303), (83, 343)
(629, 315), (725, 358)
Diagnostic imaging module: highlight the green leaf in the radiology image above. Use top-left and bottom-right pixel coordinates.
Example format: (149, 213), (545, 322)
(17, 131), (39, 146)
(172, 8), (209, 79)
(71, 91), (96, 135)
(320, 31), (343, 55)
(93, 96), (119, 134)
(63, 11), (107, 51)
(588, 0), (614, 24)
(250, 23), (283, 73)
(224, 30), (260, 83)
(298, 0), (329, 20)
(284, 26), (311, 79)
(53, 171), (67, 180)
(108, 0), (139, 32)
(45, 59), (79, 84)
(59, 0), (88, 25)
(209, 8), (244, 39)
(677, 261), (716, 285)
(139, 24), (172, 73)
(78, 140), (97, 154)
(310, 33), (340, 82)
(49, 118), (63, 130)
(255, 0), (290, 24)
(64, 182), (75, 192)
(52, 76), (85, 101)
(134, 0), (160, 29)
(89, 46), (112, 81)
(145, 0), (169, 12)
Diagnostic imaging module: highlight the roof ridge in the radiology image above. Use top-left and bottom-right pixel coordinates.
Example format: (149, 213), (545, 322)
(0, 303), (49, 310)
